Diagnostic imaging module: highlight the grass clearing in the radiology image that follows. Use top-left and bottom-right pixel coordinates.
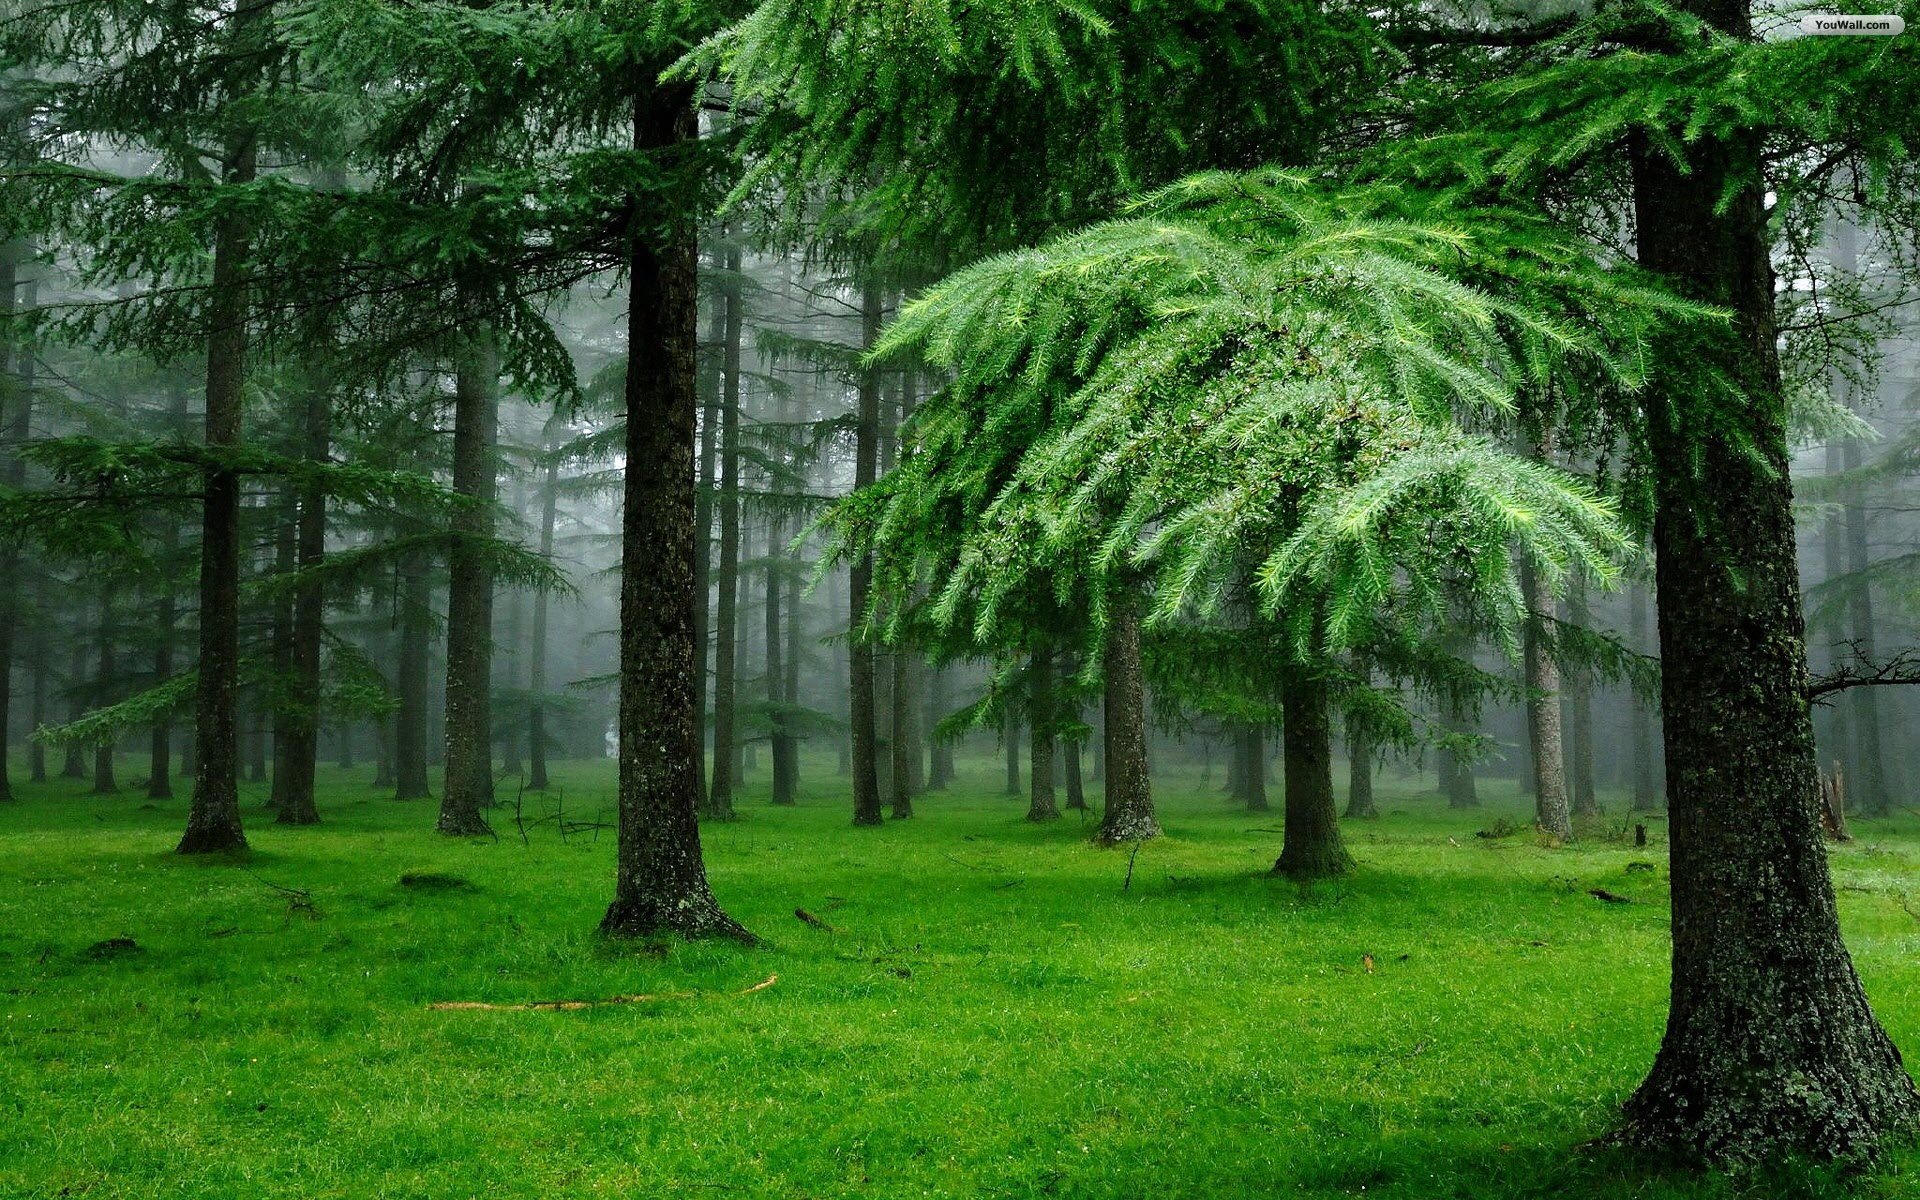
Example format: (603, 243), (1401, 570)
(3, 754), (1917, 1198)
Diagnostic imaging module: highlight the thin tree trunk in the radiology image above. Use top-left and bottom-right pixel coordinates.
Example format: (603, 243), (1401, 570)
(848, 280), (884, 826)
(1026, 645), (1059, 821)
(706, 244), (744, 819)
(1241, 725), (1269, 812)
(394, 551), (433, 799)
(1345, 665), (1377, 819)
(1273, 671), (1352, 880)
(29, 579), (46, 782)
(277, 384), (326, 826)
(1563, 575), (1598, 817)
(148, 471), (179, 799)
(1840, 434), (1888, 816)
(177, 127), (256, 855)
(437, 340), (497, 836)
(780, 512), (802, 800)
(528, 443), (559, 791)
(91, 587), (118, 794)
(767, 494), (796, 806)
(1630, 582), (1660, 811)
(1095, 590), (1159, 844)
(0, 244), (27, 800)
(1520, 539), (1572, 840)
(1619, 92), (1917, 1157)
(61, 641), (87, 780)
(1003, 710), (1020, 795)
(926, 665), (953, 790)
(600, 84), (750, 943)
(690, 253), (723, 810)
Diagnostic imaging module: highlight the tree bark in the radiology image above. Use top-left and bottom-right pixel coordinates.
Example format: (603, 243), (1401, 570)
(178, 128), (256, 855)
(394, 551), (433, 799)
(1240, 725), (1269, 812)
(926, 665), (954, 790)
(1345, 668), (1377, 819)
(848, 280), (884, 826)
(600, 83), (750, 942)
(276, 384), (326, 825)
(1629, 582), (1660, 811)
(705, 242), (744, 819)
(1003, 710), (1020, 795)
(528, 441), (559, 790)
(1563, 575), (1598, 817)
(0, 242), (26, 800)
(437, 340), (497, 836)
(767, 491), (796, 806)
(147, 396), (182, 799)
(90, 587), (119, 794)
(1840, 434), (1888, 816)
(1619, 76), (1917, 1157)
(1273, 673), (1352, 879)
(1519, 543), (1572, 840)
(1026, 645), (1059, 821)
(1095, 590), (1159, 844)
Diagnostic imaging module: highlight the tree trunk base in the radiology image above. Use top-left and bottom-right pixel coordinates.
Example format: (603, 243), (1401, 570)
(1095, 811), (1162, 845)
(600, 896), (757, 945)
(276, 804), (320, 826)
(1617, 1038), (1918, 1164)
(435, 810), (492, 837)
(1344, 800), (1378, 819)
(1026, 800), (1060, 822)
(1271, 847), (1354, 881)
(176, 825), (247, 855)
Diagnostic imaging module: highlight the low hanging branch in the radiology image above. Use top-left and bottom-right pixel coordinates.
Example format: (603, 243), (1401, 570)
(428, 973), (778, 1012)
(1807, 646), (1920, 703)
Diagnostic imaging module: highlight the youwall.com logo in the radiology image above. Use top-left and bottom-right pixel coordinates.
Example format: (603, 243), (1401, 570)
(1799, 12), (1906, 33)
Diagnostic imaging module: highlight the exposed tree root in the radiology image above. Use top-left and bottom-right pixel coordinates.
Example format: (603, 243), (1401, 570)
(429, 972), (778, 1012)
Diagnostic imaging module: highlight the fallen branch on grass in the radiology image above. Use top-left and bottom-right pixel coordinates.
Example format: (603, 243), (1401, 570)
(428, 972), (778, 1012)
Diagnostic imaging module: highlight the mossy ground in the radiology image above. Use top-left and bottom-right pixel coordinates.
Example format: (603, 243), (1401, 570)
(3, 753), (1916, 1198)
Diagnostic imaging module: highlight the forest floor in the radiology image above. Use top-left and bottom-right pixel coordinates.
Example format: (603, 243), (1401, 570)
(2, 755), (1918, 1200)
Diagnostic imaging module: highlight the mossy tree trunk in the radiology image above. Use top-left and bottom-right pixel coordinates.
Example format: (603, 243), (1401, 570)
(601, 83), (751, 943)
(1618, 60), (1918, 1157)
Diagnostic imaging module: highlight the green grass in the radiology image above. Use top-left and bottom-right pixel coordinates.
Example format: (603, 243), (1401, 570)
(3, 753), (1918, 1199)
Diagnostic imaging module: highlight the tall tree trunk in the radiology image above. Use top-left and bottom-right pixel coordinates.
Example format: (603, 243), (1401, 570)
(1240, 725), (1269, 812)
(705, 244), (744, 819)
(780, 511), (803, 800)
(1003, 710), (1020, 795)
(1026, 645), (1059, 821)
(500, 577), (524, 778)
(1629, 582), (1660, 811)
(1064, 732), (1086, 811)
(29, 580), (46, 783)
(1818, 439), (1855, 781)
(1840, 434), (1888, 816)
(767, 498), (796, 806)
(1273, 672), (1352, 879)
(926, 666), (953, 790)
(178, 128), (256, 855)
(0, 242), (27, 801)
(277, 386), (326, 826)
(1563, 575), (1598, 817)
(61, 641), (87, 780)
(1519, 542), (1572, 840)
(1345, 667), (1377, 819)
(600, 84), (750, 942)
(437, 340), (497, 836)
(148, 412), (181, 799)
(1095, 590), (1159, 844)
(848, 280), (884, 826)
(91, 587), (119, 794)
(528, 442), (559, 791)
(690, 253), (723, 809)
(1619, 76), (1917, 1156)
(394, 551), (433, 799)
